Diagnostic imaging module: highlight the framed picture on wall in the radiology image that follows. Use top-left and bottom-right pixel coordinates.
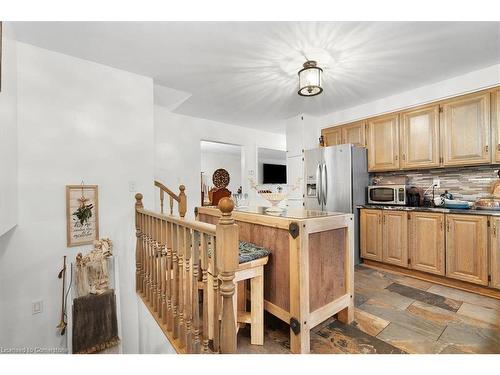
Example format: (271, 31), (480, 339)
(66, 185), (99, 247)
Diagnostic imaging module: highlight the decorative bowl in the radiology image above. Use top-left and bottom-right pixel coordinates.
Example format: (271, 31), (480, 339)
(259, 192), (287, 212)
(474, 198), (500, 210)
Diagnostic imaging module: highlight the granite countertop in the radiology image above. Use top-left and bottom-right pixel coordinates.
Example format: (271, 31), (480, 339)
(358, 204), (500, 217)
(201, 205), (349, 220)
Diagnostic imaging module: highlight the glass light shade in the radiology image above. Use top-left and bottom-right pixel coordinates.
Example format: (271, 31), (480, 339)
(298, 60), (323, 97)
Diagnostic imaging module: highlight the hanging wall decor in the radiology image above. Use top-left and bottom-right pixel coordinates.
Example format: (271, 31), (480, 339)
(66, 184), (99, 247)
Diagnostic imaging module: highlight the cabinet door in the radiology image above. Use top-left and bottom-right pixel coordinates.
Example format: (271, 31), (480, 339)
(367, 114), (400, 171)
(441, 92), (490, 166)
(409, 212), (445, 275)
(382, 210), (408, 267)
(446, 214), (488, 285)
(492, 89), (500, 163)
(491, 217), (500, 289)
(360, 209), (383, 261)
(322, 127), (342, 146)
(341, 121), (366, 147)
(400, 105), (440, 169)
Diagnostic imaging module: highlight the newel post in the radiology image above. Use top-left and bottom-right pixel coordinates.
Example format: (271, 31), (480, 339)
(216, 197), (239, 354)
(135, 193), (144, 293)
(178, 185), (187, 218)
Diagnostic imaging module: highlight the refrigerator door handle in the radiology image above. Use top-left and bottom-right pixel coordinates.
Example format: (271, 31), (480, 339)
(322, 163), (328, 205)
(316, 163), (322, 205)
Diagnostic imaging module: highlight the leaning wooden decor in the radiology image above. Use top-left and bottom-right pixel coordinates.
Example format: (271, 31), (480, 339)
(66, 185), (99, 247)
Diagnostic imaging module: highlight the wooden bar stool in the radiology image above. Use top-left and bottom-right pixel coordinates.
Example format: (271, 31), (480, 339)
(208, 241), (269, 346)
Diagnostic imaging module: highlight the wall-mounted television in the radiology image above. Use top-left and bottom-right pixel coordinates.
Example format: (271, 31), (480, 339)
(263, 163), (287, 184)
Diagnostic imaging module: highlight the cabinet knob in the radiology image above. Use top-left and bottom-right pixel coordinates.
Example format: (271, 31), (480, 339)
(497, 144), (500, 152)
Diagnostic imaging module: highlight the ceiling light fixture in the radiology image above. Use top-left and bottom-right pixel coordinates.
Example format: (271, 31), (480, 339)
(297, 60), (323, 97)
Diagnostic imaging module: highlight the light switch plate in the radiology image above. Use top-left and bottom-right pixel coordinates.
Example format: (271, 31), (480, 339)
(433, 178), (440, 188)
(128, 181), (137, 192)
(32, 300), (43, 315)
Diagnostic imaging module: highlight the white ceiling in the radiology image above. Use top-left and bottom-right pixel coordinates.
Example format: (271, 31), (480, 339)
(11, 22), (500, 133)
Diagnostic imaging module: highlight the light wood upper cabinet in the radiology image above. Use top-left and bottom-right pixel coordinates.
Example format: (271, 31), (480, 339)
(400, 105), (440, 169)
(492, 89), (500, 163)
(408, 212), (445, 275)
(382, 210), (408, 267)
(446, 214), (488, 286)
(341, 121), (366, 147)
(441, 92), (490, 166)
(360, 209), (383, 262)
(322, 127), (342, 147)
(491, 216), (500, 289)
(367, 114), (400, 171)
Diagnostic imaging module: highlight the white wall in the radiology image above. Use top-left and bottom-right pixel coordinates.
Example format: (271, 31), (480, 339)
(154, 105), (286, 215)
(0, 42), (155, 354)
(201, 149), (242, 194)
(0, 23), (18, 236)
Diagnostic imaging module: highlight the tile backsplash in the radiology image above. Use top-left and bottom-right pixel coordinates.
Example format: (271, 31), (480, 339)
(372, 165), (500, 202)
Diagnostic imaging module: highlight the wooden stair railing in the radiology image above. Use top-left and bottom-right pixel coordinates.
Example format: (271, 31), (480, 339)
(154, 180), (187, 217)
(135, 193), (238, 353)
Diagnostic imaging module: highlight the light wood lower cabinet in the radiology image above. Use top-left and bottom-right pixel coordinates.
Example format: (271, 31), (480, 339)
(408, 212), (445, 275)
(491, 217), (500, 289)
(382, 211), (408, 267)
(446, 214), (489, 286)
(360, 209), (383, 261)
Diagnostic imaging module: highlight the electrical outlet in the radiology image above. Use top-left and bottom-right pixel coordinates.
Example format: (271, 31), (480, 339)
(32, 300), (43, 315)
(433, 178), (440, 188)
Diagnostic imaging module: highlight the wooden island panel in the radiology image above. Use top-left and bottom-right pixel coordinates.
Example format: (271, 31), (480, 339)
(308, 229), (346, 312)
(197, 206), (354, 354)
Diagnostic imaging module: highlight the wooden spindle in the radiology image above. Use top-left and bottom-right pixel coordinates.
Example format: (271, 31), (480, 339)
(200, 233), (210, 353)
(178, 185), (187, 218)
(145, 215), (151, 301)
(210, 235), (220, 352)
(192, 231), (201, 353)
(170, 196), (174, 216)
(178, 226), (186, 347)
(142, 213), (147, 295)
(184, 228), (193, 352)
(216, 198), (238, 354)
(172, 223), (179, 339)
(161, 219), (168, 324)
(135, 194), (143, 293)
(166, 221), (173, 331)
(152, 217), (158, 311)
(160, 189), (165, 214)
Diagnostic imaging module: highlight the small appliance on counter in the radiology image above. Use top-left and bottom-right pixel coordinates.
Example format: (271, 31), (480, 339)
(406, 186), (423, 207)
(474, 170), (500, 210)
(367, 184), (406, 205)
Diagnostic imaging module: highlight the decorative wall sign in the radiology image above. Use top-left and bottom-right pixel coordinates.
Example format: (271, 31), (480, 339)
(212, 168), (230, 188)
(66, 185), (99, 247)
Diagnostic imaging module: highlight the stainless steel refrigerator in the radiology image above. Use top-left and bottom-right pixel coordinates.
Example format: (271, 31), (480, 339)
(304, 144), (369, 264)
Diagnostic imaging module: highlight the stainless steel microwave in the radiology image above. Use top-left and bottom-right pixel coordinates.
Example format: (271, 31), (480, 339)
(368, 185), (406, 205)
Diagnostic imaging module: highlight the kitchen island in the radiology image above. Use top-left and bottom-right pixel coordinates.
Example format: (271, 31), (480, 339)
(196, 205), (354, 354)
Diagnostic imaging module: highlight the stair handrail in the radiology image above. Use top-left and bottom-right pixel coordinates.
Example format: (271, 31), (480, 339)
(154, 180), (187, 217)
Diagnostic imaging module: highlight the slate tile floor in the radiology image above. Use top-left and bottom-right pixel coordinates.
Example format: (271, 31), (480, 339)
(237, 265), (500, 354)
